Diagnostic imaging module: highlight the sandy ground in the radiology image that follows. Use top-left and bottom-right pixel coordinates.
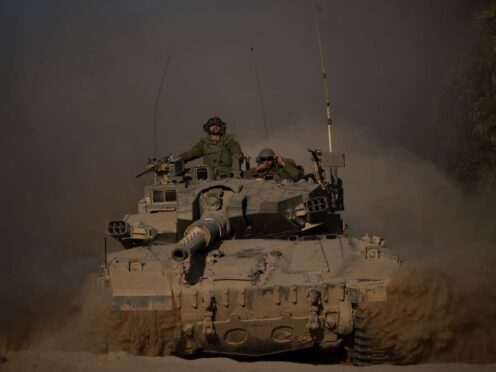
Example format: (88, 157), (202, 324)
(1, 351), (495, 372)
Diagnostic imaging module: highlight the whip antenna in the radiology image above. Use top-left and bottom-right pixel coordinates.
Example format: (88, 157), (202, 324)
(249, 47), (268, 139)
(315, 13), (333, 152)
(154, 55), (171, 158)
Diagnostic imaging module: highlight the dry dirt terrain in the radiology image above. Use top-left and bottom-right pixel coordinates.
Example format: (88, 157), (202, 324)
(1, 351), (496, 372)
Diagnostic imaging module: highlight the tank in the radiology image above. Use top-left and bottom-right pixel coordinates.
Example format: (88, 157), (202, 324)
(99, 151), (401, 364)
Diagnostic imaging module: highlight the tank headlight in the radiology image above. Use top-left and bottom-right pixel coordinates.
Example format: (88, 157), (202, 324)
(129, 261), (143, 272)
(365, 247), (379, 260)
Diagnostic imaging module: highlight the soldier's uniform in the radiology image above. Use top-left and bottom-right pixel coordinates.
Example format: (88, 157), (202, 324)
(244, 149), (302, 181)
(179, 117), (243, 175)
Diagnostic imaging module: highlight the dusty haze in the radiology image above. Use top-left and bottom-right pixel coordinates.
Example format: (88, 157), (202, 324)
(1, 0), (495, 365)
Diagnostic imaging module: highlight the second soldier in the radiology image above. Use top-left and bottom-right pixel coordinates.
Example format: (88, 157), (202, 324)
(244, 148), (302, 181)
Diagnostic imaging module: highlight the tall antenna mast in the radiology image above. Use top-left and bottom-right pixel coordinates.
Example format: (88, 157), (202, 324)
(315, 13), (333, 152)
(154, 55), (171, 158)
(249, 47), (269, 139)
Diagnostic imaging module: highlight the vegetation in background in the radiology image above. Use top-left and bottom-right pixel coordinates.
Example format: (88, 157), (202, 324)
(454, 1), (496, 187)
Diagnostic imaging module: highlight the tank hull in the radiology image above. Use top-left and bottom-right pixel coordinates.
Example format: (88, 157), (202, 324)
(101, 236), (400, 356)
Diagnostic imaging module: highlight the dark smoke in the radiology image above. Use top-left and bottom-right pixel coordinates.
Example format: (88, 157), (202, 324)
(0, 0), (493, 361)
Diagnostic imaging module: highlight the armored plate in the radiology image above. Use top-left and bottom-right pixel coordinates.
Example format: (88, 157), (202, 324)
(105, 235), (400, 356)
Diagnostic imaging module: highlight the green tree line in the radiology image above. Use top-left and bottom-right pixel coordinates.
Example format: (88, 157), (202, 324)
(454, 1), (496, 187)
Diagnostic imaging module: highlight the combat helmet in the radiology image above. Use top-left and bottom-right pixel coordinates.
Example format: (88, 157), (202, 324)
(203, 116), (227, 135)
(256, 148), (275, 163)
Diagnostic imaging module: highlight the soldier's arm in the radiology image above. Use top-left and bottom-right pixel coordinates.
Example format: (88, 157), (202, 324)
(229, 138), (243, 157)
(178, 140), (204, 162)
(283, 159), (302, 181)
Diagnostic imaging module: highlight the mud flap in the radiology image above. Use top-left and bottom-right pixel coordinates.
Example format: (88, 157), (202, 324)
(111, 270), (173, 311)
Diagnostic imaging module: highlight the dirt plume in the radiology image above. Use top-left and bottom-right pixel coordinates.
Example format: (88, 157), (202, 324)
(359, 257), (496, 364)
(37, 275), (181, 356)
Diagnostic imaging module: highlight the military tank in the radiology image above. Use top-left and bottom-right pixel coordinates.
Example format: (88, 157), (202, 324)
(100, 150), (401, 364)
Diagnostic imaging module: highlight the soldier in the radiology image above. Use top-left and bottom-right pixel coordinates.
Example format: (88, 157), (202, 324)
(244, 148), (302, 181)
(179, 117), (243, 176)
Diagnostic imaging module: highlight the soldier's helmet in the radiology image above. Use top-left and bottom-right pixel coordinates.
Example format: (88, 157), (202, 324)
(203, 116), (227, 135)
(256, 148), (276, 163)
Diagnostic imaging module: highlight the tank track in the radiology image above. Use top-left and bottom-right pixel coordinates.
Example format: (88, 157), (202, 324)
(352, 307), (394, 365)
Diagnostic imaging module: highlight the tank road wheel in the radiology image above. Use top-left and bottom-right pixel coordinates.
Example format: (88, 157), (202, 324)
(352, 307), (395, 365)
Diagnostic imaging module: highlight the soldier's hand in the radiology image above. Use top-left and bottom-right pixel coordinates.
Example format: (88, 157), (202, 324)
(256, 162), (270, 171)
(276, 155), (285, 167)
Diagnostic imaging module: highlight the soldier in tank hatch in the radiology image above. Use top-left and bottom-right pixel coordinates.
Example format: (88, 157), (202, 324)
(244, 148), (303, 181)
(179, 117), (243, 176)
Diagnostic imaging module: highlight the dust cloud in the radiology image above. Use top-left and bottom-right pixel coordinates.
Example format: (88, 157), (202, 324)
(361, 260), (496, 364)
(11, 275), (181, 356)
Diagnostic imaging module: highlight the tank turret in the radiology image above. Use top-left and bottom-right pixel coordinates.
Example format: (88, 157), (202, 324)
(107, 150), (346, 250)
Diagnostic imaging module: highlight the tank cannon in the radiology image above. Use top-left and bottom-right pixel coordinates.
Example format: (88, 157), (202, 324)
(172, 212), (229, 262)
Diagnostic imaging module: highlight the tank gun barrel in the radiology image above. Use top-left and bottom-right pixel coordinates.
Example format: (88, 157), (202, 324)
(172, 213), (228, 262)
(135, 156), (184, 180)
(136, 163), (160, 178)
(136, 157), (166, 178)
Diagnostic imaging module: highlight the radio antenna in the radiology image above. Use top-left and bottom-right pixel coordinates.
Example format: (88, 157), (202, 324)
(314, 13), (333, 152)
(154, 55), (171, 158)
(249, 47), (268, 139)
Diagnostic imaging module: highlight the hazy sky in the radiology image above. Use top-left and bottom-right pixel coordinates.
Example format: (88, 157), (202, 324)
(0, 0), (481, 156)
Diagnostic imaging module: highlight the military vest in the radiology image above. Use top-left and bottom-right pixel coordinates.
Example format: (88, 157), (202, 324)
(201, 135), (235, 173)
